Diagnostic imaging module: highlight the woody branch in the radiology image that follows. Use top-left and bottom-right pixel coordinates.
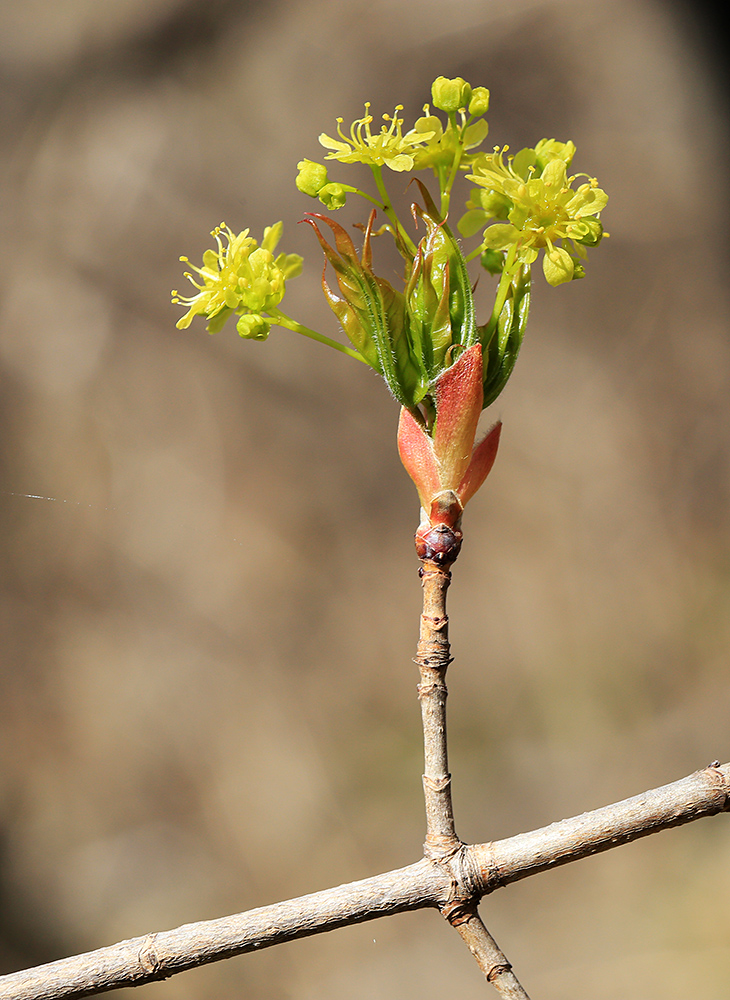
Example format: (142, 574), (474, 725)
(1, 762), (726, 1000)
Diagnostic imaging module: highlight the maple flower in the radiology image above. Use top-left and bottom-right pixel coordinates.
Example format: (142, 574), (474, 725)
(319, 104), (434, 172)
(411, 107), (488, 174)
(172, 223), (302, 338)
(463, 140), (608, 285)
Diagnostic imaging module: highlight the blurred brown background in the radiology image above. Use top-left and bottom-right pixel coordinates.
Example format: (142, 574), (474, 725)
(1, 1), (729, 997)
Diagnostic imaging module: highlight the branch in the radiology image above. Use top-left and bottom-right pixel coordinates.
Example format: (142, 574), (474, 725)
(1, 763), (727, 1000)
(470, 760), (730, 893)
(0, 861), (446, 1000)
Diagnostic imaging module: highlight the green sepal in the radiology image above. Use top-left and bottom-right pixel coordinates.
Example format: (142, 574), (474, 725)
(302, 212), (427, 407)
(479, 264), (531, 408)
(405, 208), (454, 379)
(409, 182), (478, 358)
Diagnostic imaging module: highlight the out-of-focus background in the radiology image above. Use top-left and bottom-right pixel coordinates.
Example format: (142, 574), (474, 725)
(1, 1), (728, 997)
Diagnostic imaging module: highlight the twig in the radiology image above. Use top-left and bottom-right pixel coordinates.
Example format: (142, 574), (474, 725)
(415, 554), (531, 997)
(445, 900), (531, 1000)
(0, 763), (727, 1000)
(442, 898), (530, 1000)
(416, 560), (458, 857)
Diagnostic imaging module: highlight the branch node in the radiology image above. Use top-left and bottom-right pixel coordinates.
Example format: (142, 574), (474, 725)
(138, 935), (163, 977)
(423, 833), (463, 869)
(418, 563), (452, 583)
(448, 842), (485, 898)
(422, 773), (452, 793)
(705, 761), (730, 810)
(441, 897), (476, 926)
(415, 656), (451, 677)
(421, 614), (448, 631)
(487, 962), (514, 983)
(416, 680), (446, 699)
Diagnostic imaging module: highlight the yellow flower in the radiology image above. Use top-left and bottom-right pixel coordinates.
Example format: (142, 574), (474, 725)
(172, 223), (302, 338)
(464, 141), (608, 285)
(411, 107), (488, 173)
(318, 104), (434, 172)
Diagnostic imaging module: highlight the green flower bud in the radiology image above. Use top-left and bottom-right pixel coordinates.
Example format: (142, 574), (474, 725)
(534, 138), (576, 171)
(566, 218), (603, 247)
(480, 249), (504, 275)
(472, 186), (511, 219)
(318, 182), (348, 210)
(468, 87), (490, 117)
(237, 313), (271, 339)
(431, 76), (472, 113)
(296, 159), (329, 197)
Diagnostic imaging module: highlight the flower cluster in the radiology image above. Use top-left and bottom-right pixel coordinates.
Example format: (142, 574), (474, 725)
(460, 140), (608, 285)
(172, 223), (302, 339)
(299, 76), (492, 219)
(174, 76), (608, 536)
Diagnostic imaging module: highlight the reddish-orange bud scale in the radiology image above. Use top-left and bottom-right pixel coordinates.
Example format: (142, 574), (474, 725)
(432, 344), (484, 489)
(396, 343), (502, 562)
(397, 408), (441, 510)
(457, 420), (501, 507)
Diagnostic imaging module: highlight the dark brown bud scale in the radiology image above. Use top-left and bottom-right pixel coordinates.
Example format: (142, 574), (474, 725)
(415, 523), (463, 565)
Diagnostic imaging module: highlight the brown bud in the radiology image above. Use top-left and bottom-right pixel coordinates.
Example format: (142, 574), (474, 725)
(415, 522), (463, 566)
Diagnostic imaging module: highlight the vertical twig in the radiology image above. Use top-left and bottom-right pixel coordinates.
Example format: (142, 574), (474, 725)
(415, 553), (532, 999)
(416, 560), (459, 857)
